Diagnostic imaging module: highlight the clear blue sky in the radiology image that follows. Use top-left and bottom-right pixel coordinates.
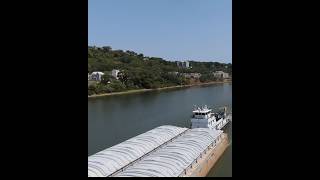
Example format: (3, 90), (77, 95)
(89, 0), (232, 63)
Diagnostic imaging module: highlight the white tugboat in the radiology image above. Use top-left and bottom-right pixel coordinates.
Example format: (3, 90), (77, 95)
(191, 105), (231, 130)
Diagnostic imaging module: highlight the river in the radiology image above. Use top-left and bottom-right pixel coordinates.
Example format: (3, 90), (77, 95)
(88, 83), (232, 177)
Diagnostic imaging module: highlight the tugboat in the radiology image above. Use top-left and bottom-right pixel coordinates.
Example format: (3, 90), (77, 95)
(190, 105), (231, 130)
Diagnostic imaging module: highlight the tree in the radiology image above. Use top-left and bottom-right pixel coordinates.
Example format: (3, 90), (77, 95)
(102, 46), (112, 52)
(88, 46), (232, 95)
(126, 50), (137, 56)
(110, 81), (126, 92)
(138, 53), (144, 58)
(88, 89), (95, 96)
(88, 84), (97, 95)
(88, 84), (96, 91)
(101, 73), (114, 84)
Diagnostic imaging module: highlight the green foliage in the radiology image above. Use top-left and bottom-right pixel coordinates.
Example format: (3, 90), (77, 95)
(88, 46), (231, 95)
(88, 84), (96, 95)
(199, 73), (217, 83)
(110, 80), (126, 92)
(101, 73), (114, 84)
(102, 46), (112, 52)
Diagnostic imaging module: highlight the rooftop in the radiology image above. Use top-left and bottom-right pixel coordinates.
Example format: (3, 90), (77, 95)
(91, 72), (105, 75)
(192, 106), (212, 113)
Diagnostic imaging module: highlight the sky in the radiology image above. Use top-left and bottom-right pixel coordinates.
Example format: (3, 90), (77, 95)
(89, 0), (232, 63)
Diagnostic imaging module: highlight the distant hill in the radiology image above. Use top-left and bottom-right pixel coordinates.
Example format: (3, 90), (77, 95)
(88, 46), (231, 74)
(88, 46), (232, 95)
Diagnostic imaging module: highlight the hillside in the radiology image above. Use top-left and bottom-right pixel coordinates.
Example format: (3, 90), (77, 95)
(88, 46), (232, 95)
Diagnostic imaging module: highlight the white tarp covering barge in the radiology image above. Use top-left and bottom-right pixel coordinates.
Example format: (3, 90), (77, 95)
(114, 128), (223, 177)
(88, 125), (188, 177)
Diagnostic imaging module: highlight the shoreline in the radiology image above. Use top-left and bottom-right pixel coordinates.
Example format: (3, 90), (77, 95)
(88, 80), (231, 98)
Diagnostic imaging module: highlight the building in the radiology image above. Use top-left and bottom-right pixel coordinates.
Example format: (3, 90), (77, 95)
(177, 61), (190, 68)
(190, 73), (201, 79)
(168, 72), (179, 76)
(181, 73), (201, 79)
(111, 69), (120, 80)
(213, 71), (229, 79)
(90, 72), (105, 81)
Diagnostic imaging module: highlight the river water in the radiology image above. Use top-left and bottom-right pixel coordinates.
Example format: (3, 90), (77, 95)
(88, 83), (232, 177)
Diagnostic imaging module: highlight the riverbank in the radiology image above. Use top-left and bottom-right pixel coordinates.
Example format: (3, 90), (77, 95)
(88, 80), (231, 98)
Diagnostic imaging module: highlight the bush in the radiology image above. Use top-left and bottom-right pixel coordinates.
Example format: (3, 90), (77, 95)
(200, 74), (217, 83)
(88, 89), (95, 96)
(88, 84), (96, 91)
(110, 81), (126, 92)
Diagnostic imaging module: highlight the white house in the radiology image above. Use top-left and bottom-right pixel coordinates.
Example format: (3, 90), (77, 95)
(90, 72), (105, 81)
(111, 69), (120, 80)
(177, 61), (190, 68)
(181, 73), (201, 79)
(168, 72), (179, 76)
(213, 71), (229, 79)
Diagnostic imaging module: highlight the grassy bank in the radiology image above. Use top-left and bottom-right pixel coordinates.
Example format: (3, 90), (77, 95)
(88, 80), (231, 98)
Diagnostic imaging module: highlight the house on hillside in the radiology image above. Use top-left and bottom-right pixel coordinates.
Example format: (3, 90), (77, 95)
(168, 72), (179, 76)
(181, 73), (201, 79)
(177, 61), (190, 68)
(111, 69), (120, 80)
(213, 71), (229, 79)
(90, 72), (105, 81)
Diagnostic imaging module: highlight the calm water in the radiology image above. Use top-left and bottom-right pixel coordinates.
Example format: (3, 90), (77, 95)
(88, 83), (232, 177)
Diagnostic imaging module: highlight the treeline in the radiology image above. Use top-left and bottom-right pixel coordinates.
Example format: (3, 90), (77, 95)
(88, 46), (231, 95)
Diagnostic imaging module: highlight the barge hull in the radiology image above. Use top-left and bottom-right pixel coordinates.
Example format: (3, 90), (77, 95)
(182, 133), (229, 177)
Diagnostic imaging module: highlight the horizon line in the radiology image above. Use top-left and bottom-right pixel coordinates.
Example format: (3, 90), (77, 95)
(88, 45), (232, 64)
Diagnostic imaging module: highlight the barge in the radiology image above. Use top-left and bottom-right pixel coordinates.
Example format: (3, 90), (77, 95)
(88, 106), (231, 177)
